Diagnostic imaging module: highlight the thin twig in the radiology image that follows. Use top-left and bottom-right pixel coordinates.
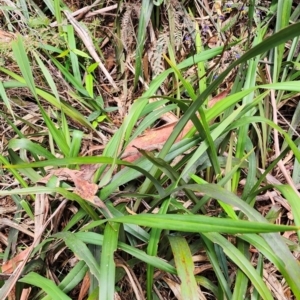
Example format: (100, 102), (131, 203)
(85, 5), (118, 18)
(50, 1), (117, 26)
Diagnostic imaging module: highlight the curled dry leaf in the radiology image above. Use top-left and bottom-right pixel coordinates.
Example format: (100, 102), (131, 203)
(37, 168), (81, 184)
(77, 164), (100, 181)
(37, 165), (99, 184)
(61, 169), (105, 209)
(38, 167), (99, 200)
(38, 168), (112, 215)
(72, 176), (98, 201)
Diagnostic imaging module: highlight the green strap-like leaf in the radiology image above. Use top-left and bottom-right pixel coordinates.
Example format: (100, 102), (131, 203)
(19, 272), (71, 300)
(169, 236), (201, 300)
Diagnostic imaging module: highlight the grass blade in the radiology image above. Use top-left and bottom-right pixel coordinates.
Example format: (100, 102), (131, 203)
(108, 214), (298, 234)
(19, 272), (71, 300)
(169, 236), (201, 300)
(99, 222), (120, 300)
(54, 232), (100, 282)
(11, 35), (38, 99)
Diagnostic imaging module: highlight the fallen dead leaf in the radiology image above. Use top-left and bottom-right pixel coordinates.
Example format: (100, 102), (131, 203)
(37, 165), (99, 185)
(2, 248), (31, 274)
(20, 287), (31, 300)
(73, 176), (98, 201)
(0, 219), (34, 238)
(78, 164), (100, 181)
(122, 120), (193, 162)
(122, 87), (231, 162)
(37, 168), (81, 184)
(38, 168), (112, 216)
(0, 29), (15, 42)
(37, 168), (99, 200)
(78, 272), (90, 300)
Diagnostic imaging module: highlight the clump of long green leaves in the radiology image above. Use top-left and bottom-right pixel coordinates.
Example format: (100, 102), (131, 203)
(1, 1), (300, 299)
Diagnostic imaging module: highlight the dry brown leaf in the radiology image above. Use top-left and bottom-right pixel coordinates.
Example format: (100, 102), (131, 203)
(78, 272), (90, 300)
(34, 193), (49, 245)
(60, 169), (100, 203)
(214, 0), (223, 16)
(122, 88), (231, 162)
(122, 120), (193, 162)
(37, 168), (97, 200)
(20, 287), (31, 300)
(0, 219), (34, 238)
(37, 166), (99, 184)
(37, 168), (81, 184)
(115, 261), (145, 300)
(73, 177), (98, 201)
(207, 35), (219, 48)
(0, 29), (15, 42)
(208, 85), (232, 108)
(78, 164), (100, 181)
(163, 276), (206, 300)
(63, 170), (112, 216)
(38, 168), (112, 216)
(125, 206), (137, 215)
(263, 269), (287, 300)
(162, 277), (183, 300)
(2, 249), (31, 274)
